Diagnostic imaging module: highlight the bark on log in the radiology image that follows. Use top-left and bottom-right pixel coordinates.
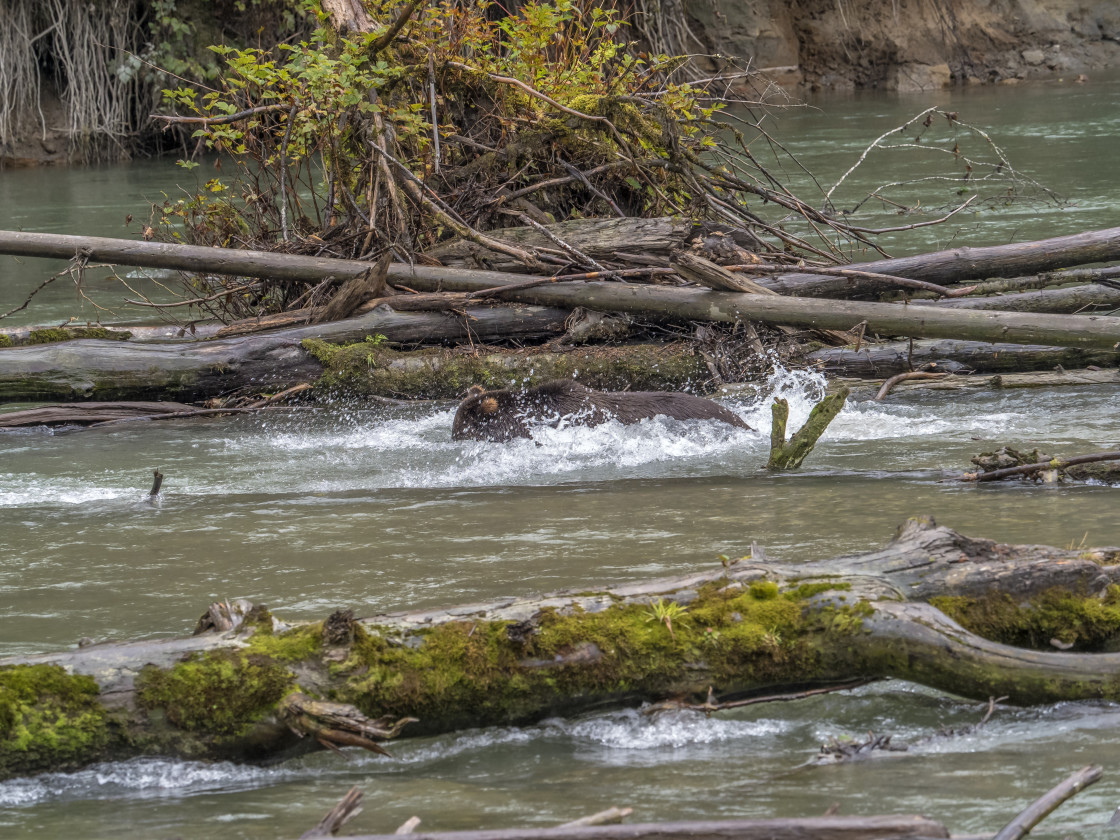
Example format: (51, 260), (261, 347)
(760, 226), (1120, 299)
(393, 272), (1120, 351)
(0, 305), (569, 403)
(806, 340), (1120, 378)
(832, 367), (1120, 399)
(910, 284), (1120, 314)
(4, 518), (1120, 780)
(0, 401), (201, 427)
(0, 339), (707, 404)
(3, 232), (1119, 350)
(422, 222), (1120, 298)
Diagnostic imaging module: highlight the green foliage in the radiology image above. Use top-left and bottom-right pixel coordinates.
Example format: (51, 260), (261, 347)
(154, 0), (737, 287)
(149, 0), (313, 86)
(0, 665), (109, 777)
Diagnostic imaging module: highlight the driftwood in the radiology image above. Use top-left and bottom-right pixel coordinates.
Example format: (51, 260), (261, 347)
(0, 339), (708, 404)
(761, 226), (1120, 298)
(419, 222), (1120, 299)
(767, 388), (849, 470)
(3, 232), (1120, 350)
(0, 305), (572, 403)
(912, 283), (1120, 314)
(0, 401), (198, 427)
(5, 518), (1120, 781)
(960, 448), (1120, 483)
(834, 367), (1120, 399)
(991, 765), (1103, 840)
(873, 372), (948, 400)
(806, 339), (1120, 377)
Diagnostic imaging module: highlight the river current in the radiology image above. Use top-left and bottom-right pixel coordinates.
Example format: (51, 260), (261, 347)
(2, 76), (1120, 838)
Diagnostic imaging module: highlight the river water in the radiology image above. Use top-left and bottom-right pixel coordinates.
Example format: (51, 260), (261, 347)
(2, 76), (1120, 838)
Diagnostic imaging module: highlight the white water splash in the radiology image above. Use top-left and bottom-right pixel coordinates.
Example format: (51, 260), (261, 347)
(542, 707), (788, 750)
(0, 757), (283, 807)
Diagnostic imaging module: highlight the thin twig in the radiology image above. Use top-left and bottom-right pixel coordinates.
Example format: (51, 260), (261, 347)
(150, 103), (288, 126)
(125, 282), (260, 308)
(644, 679), (875, 715)
(874, 371), (949, 401)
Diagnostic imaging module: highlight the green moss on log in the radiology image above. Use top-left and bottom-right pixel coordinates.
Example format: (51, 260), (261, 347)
(0, 335), (12, 348)
(930, 586), (1120, 651)
(302, 340), (709, 399)
(0, 664), (110, 777)
(246, 622), (324, 662)
(335, 582), (867, 731)
(135, 651), (294, 736)
(26, 327), (131, 345)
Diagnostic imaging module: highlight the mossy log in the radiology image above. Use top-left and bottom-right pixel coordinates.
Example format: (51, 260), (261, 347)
(5, 518), (1120, 781)
(0, 305), (569, 403)
(806, 339), (1120, 378)
(0, 333), (705, 404)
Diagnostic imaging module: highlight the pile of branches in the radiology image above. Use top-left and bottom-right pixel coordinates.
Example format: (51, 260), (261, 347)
(147, 0), (1049, 324)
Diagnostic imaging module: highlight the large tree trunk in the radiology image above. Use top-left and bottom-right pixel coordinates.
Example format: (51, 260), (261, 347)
(0, 337), (708, 403)
(3, 231), (1120, 350)
(3, 518), (1120, 781)
(0, 304), (570, 402)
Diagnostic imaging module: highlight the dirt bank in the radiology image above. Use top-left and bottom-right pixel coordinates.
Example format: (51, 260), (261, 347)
(686, 0), (1120, 90)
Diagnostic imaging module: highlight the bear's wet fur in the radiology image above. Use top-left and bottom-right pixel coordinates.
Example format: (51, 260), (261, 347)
(452, 380), (751, 441)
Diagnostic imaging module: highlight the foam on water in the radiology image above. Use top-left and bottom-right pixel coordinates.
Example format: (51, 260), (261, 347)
(0, 757), (283, 807)
(2, 366), (1116, 508)
(541, 707), (788, 750)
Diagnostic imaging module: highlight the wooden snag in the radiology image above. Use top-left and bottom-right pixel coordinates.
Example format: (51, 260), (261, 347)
(991, 765), (1102, 840)
(767, 388), (850, 471)
(301, 785), (365, 839)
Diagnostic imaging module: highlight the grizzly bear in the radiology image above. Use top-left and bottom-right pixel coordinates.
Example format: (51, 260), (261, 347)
(452, 380), (751, 441)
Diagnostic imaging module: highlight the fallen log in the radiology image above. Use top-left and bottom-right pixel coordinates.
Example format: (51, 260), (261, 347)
(423, 222), (1120, 298)
(833, 367), (1120, 399)
(911, 283), (1120, 314)
(0, 305), (570, 403)
(0, 338), (708, 404)
(806, 340), (1120, 377)
(3, 232), (1120, 350)
(0, 401), (207, 427)
(395, 273), (1120, 351)
(4, 518), (1120, 780)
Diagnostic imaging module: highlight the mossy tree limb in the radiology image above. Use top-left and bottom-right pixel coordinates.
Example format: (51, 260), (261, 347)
(767, 388), (849, 470)
(4, 518), (1120, 780)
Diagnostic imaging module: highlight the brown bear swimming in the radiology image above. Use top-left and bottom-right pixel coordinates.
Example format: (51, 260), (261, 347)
(452, 380), (751, 442)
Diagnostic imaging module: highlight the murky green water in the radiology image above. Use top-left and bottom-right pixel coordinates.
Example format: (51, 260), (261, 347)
(2, 76), (1120, 839)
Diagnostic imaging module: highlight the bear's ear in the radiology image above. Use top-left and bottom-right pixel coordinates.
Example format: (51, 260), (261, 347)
(465, 385), (486, 399)
(480, 397), (499, 414)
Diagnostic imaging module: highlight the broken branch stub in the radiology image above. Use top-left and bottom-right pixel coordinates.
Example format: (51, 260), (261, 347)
(767, 388), (849, 471)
